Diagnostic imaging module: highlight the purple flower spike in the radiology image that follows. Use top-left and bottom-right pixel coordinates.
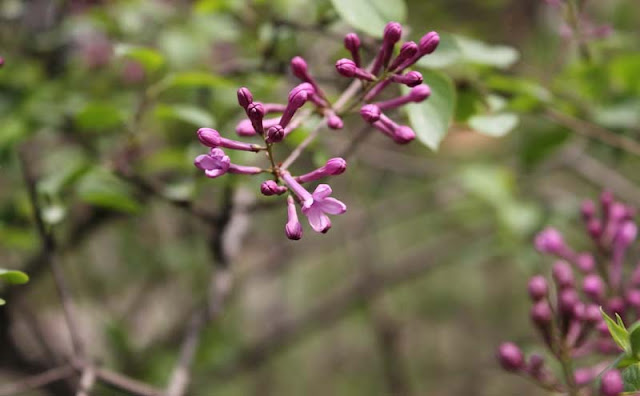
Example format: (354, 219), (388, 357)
(197, 128), (261, 152)
(301, 184), (347, 233)
(335, 58), (376, 81)
(266, 125), (285, 143)
(528, 275), (548, 301)
(389, 71), (423, 87)
(600, 370), (624, 396)
(194, 148), (230, 179)
(296, 157), (347, 183)
(534, 227), (565, 255)
(228, 164), (263, 175)
(497, 343), (524, 372)
(344, 33), (362, 67)
(371, 22), (403, 75)
(261, 180), (288, 196)
(237, 87), (253, 109)
(360, 104), (381, 123)
(373, 84), (431, 110)
(389, 41), (418, 71)
(285, 196), (303, 240)
(279, 83), (312, 128)
(246, 102), (266, 135)
(583, 274), (606, 302)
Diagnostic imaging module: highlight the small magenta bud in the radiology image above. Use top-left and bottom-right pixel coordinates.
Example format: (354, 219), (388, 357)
(576, 253), (596, 273)
(574, 368), (594, 386)
(610, 202), (627, 222)
(597, 321), (610, 335)
(237, 87), (253, 109)
(290, 56), (308, 80)
(285, 196), (303, 240)
(261, 180), (287, 196)
(0, 57), (4, 67)
(527, 275), (548, 301)
(197, 127), (221, 147)
(601, 190), (614, 212)
(583, 274), (606, 301)
(335, 58), (376, 81)
(528, 354), (544, 373)
(409, 84), (431, 102)
(389, 71), (424, 87)
(585, 304), (601, 322)
(325, 158), (347, 175)
(559, 288), (579, 314)
(535, 227), (565, 254)
(266, 125), (285, 143)
(552, 261), (575, 289)
(615, 221), (637, 248)
(360, 104), (381, 123)
(418, 31), (440, 55)
(531, 300), (553, 325)
(384, 22), (403, 43)
(388, 41), (418, 71)
(288, 84), (311, 108)
(627, 289), (640, 308)
(247, 102), (266, 135)
(327, 114), (344, 130)
(581, 200), (596, 220)
(588, 219), (603, 239)
(573, 302), (586, 320)
(393, 126), (416, 144)
(600, 370), (624, 396)
(344, 33), (361, 52)
(607, 297), (625, 315)
(497, 342), (524, 372)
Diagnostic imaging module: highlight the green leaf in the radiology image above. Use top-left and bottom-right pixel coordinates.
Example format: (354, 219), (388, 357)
(402, 69), (455, 150)
(417, 32), (461, 69)
(154, 104), (214, 127)
(623, 364), (640, 392)
(161, 72), (233, 90)
(468, 113), (519, 137)
(74, 103), (124, 132)
(417, 33), (519, 70)
(0, 298), (5, 306)
(115, 45), (165, 74)
(0, 269), (29, 285)
(329, 0), (407, 38)
(76, 168), (141, 213)
(631, 325), (640, 359)
(602, 307), (631, 353)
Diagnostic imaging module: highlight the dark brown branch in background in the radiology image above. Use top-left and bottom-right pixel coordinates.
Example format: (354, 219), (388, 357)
(0, 365), (75, 396)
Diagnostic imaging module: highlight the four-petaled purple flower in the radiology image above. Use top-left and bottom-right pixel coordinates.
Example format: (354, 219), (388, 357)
(301, 184), (347, 233)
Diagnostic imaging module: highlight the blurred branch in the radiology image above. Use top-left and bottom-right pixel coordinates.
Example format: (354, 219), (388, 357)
(0, 365), (75, 396)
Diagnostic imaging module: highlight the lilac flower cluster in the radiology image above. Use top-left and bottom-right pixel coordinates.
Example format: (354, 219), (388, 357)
(194, 22), (439, 240)
(497, 192), (639, 395)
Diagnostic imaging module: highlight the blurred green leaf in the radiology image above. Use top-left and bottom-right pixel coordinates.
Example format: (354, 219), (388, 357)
(74, 103), (125, 132)
(594, 101), (640, 129)
(631, 325), (640, 359)
(460, 164), (513, 206)
(154, 104), (214, 127)
(402, 69), (455, 150)
(0, 269), (29, 285)
(38, 148), (89, 195)
(329, 0), (407, 38)
(469, 113), (519, 137)
(76, 168), (141, 213)
(602, 308), (630, 354)
(623, 364), (640, 392)
(418, 33), (519, 69)
(154, 72), (234, 95)
(418, 32), (462, 69)
(0, 298), (5, 306)
(115, 45), (165, 74)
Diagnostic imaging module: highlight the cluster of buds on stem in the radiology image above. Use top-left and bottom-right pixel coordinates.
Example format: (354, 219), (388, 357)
(498, 191), (639, 395)
(194, 22), (439, 240)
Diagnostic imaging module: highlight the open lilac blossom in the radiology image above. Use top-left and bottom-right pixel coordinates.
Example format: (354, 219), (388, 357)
(300, 184), (347, 233)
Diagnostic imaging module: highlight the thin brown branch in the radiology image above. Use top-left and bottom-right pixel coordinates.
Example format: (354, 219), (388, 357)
(165, 310), (206, 396)
(92, 367), (165, 396)
(0, 365), (75, 396)
(76, 365), (96, 396)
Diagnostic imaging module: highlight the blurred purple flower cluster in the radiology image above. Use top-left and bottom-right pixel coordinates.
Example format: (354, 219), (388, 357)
(498, 191), (639, 395)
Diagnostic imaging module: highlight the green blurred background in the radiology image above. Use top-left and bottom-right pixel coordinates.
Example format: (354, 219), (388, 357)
(1, 0), (639, 395)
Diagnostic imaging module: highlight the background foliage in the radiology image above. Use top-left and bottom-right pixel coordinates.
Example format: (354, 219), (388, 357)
(0, 0), (639, 395)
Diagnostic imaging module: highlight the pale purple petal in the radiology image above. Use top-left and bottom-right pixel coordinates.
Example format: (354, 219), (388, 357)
(305, 208), (331, 233)
(317, 197), (347, 215)
(312, 184), (332, 200)
(205, 169), (226, 178)
(194, 154), (216, 170)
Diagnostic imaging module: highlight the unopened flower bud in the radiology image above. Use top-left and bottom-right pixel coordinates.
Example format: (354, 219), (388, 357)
(388, 41), (418, 71)
(383, 22), (403, 43)
(372, 84), (430, 110)
(389, 71), (424, 87)
(266, 125), (285, 143)
(247, 102), (266, 135)
(615, 221), (637, 249)
(237, 87), (253, 109)
(497, 342), (525, 372)
(197, 127), (221, 147)
(531, 300), (553, 326)
(574, 368), (594, 386)
(559, 289), (579, 314)
(393, 126), (416, 144)
(325, 158), (347, 175)
(290, 56), (308, 80)
(583, 274), (606, 302)
(285, 196), (303, 240)
(601, 190), (614, 213)
(576, 253), (595, 273)
(336, 58), (376, 81)
(528, 275), (548, 301)
(528, 354), (544, 373)
(585, 304), (601, 322)
(418, 31), (440, 55)
(600, 370), (624, 396)
(534, 227), (565, 255)
(552, 261), (574, 289)
(588, 219), (603, 239)
(581, 200), (596, 220)
(409, 84), (431, 101)
(626, 289), (640, 308)
(607, 297), (625, 315)
(344, 33), (362, 67)
(327, 113), (344, 130)
(360, 104), (381, 123)
(261, 180), (287, 196)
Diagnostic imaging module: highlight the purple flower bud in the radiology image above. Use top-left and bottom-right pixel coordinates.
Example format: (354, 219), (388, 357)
(615, 220), (637, 249)
(528, 354), (544, 373)
(527, 275), (548, 301)
(393, 125), (416, 144)
(496, 342), (525, 372)
(583, 274), (605, 301)
(409, 84), (432, 101)
(626, 289), (640, 308)
(370, 22), (403, 75)
(261, 180), (288, 196)
(389, 71), (424, 87)
(327, 114), (344, 130)
(601, 190), (614, 214)
(576, 253), (595, 273)
(266, 125), (285, 143)
(597, 321), (610, 336)
(531, 300), (553, 326)
(278, 84), (312, 128)
(383, 22), (403, 43)
(534, 227), (565, 255)
(552, 260), (575, 289)
(574, 368), (595, 386)
(344, 33), (362, 67)
(197, 127), (221, 147)
(559, 288), (579, 314)
(237, 87), (253, 109)
(585, 304), (602, 322)
(372, 84), (431, 111)
(290, 56), (309, 81)
(581, 199), (596, 220)
(607, 297), (625, 316)
(418, 31), (440, 55)
(335, 58), (376, 81)
(228, 164), (263, 175)
(285, 196), (303, 240)
(573, 302), (586, 320)
(0, 57), (4, 67)
(588, 219), (603, 239)
(360, 104), (381, 123)
(246, 102), (266, 135)
(388, 41), (418, 71)
(600, 370), (624, 396)
(295, 158), (347, 183)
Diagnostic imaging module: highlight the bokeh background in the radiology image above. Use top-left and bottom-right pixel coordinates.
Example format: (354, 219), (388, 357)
(1, 0), (639, 395)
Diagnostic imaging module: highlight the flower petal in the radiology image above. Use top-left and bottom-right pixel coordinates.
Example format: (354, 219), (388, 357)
(205, 168), (226, 178)
(312, 184), (332, 200)
(317, 197), (347, 215)
(194, 154), (216, 170)
(305, 208), (331, 233)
